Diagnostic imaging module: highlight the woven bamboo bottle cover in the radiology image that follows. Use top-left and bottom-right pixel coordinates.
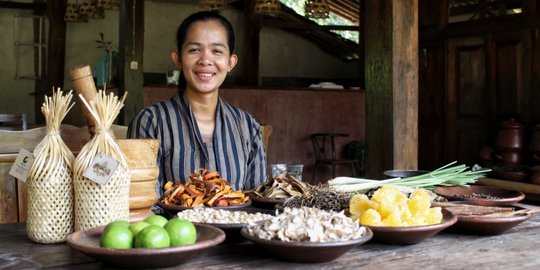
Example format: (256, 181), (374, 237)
(73, 90), (130, 231)
(26, 89), (76, 243)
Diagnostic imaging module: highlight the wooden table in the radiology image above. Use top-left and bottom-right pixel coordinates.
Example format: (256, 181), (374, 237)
(2, 213), (540, 270)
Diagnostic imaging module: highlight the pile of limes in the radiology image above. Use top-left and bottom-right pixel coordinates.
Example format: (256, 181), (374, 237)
(99, 215), (197, 249)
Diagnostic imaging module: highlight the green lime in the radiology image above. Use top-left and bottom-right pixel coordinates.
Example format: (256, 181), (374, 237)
(164, 218), (197, 246)
(128, 221), (151, 237)
(104, 220), (129, 231)
(144, 215), (168, 227)
(134, 225), (170, 248)
(100, 225), (133, 249)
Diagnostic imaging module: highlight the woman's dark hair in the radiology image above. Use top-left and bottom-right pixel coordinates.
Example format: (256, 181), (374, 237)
(175, 11), (236, 91)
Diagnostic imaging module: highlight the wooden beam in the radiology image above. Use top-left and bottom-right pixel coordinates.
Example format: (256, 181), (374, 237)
(364, 0), (419, 177)
(118, 0), (144, 125)
(421, 15), (540, 41)
(242, 0), (262, 86)
(0, 1), (46, 10)
(263, 19), (360, 31)
(329, 0), (360, 24)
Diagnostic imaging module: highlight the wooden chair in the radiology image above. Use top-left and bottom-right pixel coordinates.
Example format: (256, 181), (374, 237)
(261, 124), (273, 150)
(310, 133), (357, 181)
(0, 113), (27, 131)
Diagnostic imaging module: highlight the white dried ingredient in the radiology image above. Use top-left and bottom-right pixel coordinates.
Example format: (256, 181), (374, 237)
(246, 207), (366, 242)
(176, 207), (273, 224)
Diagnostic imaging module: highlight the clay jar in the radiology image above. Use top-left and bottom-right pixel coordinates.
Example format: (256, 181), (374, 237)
(495, 119), (526, 150)
(529, 124), (540, 164)
(530, 166), (540, 184)
(496, 150), (523, 165)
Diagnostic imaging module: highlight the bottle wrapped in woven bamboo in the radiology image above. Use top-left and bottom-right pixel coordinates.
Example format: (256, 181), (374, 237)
(73, 90), (130, 231)
(26, 89), (76, 243)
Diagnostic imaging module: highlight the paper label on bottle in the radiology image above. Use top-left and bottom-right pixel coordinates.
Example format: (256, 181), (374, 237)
(9, 149), (35, 182)
(83, 153), (119, 186)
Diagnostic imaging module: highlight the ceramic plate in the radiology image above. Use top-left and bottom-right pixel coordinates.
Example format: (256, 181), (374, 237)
(240, 226), (373, 263)
(66, 224), (225, 269)
(366, 209), (457, 245)
(249, 196), (286, 210)
(157, 200), (252, 216)
(192, 208), (276, 242)
(447, 206), (532, 235)
(434, 185), (525, 206)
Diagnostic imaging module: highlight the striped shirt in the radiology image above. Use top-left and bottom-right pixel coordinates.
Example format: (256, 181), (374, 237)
(127, 92), (267, 200)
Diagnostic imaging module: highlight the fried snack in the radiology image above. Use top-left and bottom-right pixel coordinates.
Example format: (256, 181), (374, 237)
(160, 169), (249, 207)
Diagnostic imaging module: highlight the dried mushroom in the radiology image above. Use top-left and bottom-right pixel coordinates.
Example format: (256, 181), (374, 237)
(246, 207), (366, 242)
(246, 174), (309, 200)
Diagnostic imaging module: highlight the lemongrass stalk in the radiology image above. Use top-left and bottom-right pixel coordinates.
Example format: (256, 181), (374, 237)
(328, 177), (384, 185)
(329, 162), (490, 193)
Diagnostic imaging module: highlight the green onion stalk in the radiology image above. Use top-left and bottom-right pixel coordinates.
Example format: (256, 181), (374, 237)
(328, 161), (491, 193)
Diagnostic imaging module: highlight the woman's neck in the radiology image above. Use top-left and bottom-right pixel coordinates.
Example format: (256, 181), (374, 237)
(186, 90), (218, 138)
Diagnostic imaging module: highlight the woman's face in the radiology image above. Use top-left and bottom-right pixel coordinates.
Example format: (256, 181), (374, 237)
(176, 20), (237, 95)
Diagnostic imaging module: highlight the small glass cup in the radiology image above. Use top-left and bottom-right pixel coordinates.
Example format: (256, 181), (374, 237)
(271, 164), (287, 178)
(287, 164), (304, 181)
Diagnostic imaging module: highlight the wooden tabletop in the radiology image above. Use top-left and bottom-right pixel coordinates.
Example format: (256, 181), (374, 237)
(2, 212), (540, 269)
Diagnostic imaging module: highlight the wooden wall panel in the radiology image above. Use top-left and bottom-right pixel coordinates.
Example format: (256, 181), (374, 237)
(142, 86), (365, 183)
(532, 28), (540, 123)
(491, 35), (525, 119)
(447, 38), (490, 165)
(418, 42), (446, 170)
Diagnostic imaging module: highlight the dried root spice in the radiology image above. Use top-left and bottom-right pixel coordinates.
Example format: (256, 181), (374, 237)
(282, 186), (352, 212)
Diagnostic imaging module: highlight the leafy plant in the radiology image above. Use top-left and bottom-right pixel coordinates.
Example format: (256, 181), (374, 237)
(95, 32), (117, 54)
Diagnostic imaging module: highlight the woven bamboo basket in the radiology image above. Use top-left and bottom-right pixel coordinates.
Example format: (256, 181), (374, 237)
(26, 89), (75, 243)
(116, 138), (159, 222)
(73, 90), (130, 231)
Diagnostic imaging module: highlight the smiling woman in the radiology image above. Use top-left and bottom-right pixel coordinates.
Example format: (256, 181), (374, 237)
(128, 11), (267, 211)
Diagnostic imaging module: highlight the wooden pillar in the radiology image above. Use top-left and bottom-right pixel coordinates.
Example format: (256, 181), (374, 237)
(364, 0), (419, 177)
(242, 0), (262, 86)
(523, 0), (537, 15)
(34, 0), (65, 124)
(358, 0), (365, 87)
(119, 0), (144, 125)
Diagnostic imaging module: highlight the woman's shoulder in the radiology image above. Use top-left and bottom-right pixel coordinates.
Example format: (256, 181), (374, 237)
(140, 94), (183, 115)
(219, 101), (261, 136)
(220, 100), (257, 121)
